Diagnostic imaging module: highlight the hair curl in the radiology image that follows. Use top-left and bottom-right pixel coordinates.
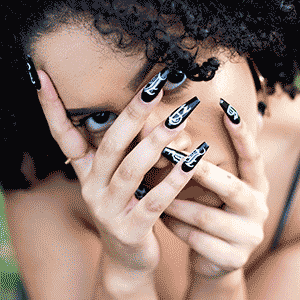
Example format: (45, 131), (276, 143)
(0, 0), (299, 192)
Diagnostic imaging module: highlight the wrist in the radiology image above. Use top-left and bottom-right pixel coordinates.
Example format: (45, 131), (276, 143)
(186, 268), (248, 300)
(101, 251), (158, 300)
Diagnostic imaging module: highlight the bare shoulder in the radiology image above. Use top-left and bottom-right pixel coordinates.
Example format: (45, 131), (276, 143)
(4, 174), (103, 299)
(246, 239), (300, 300)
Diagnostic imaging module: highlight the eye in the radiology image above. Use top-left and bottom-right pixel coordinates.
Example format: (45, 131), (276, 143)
(75, 111), (117, 133)
(164, 71), (187, 91)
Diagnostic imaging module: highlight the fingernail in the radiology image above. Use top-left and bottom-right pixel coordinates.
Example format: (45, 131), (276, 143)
(165, 96), (200, 129)
(26, 55), (41, 91)
(181, 142), (209, 172)
(219, 98), (240, 124)
(134, 182), (150, 200)
(162, 147), (187, 164)
(141, 67), (170, 102)
(164, 70), (187, 90)
(258, 101), (267, 116)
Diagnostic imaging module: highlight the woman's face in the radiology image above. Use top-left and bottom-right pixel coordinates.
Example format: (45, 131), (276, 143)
(33, 24), (259, 207)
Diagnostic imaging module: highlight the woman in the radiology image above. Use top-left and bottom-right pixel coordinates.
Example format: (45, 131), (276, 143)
(1, 1), (300, 299)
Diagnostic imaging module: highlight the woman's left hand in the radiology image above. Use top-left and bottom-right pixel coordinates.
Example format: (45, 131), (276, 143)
(160, 112), (270, 276)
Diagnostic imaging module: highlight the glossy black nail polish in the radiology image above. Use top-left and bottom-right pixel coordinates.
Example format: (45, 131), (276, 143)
(219, 98), (240, 124)
(258, 101), (267, 116)
(165, 96), (200, 129)
(162, 147), (187, 164)
(141, 67), (170, 102)
(181, 142), (209, 172)
(26, 55), (41, 91)
(134, 182), (150, 200)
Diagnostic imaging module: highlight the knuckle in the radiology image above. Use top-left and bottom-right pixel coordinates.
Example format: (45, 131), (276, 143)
(148, 130), (165, 149)
(194, 209), (213, 230)
(242, 144), (262, 163)
(126, 102), (143, 121)
(198, 161), (211, 178)
(228, 178), (243, 199)
(100, 135), (120, 154)
(81, 183), (99, 212)
(247, 223), (265, 246)
(261, 204), (270, 222)
(253, 191), (270, 222)
(249, 149), (262, 162)
(226, 250), (248, 271)
(82, 183), (93, 202)
(254, 228), (265, 246)
(145, 197), (164, 213)
(166, 173), (182, 190)
(117, 164), (137, 182)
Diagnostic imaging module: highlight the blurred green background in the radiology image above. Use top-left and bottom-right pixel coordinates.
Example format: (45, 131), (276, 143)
(0, 187), (27, 299)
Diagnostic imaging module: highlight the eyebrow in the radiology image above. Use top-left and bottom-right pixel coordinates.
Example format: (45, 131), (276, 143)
(66, 60), (156, 117)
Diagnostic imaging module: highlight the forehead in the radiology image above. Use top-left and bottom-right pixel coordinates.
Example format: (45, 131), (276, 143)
(34, 25), (150, 109)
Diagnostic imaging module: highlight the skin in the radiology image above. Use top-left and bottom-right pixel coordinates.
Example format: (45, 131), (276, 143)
(4, 21), (300, 299)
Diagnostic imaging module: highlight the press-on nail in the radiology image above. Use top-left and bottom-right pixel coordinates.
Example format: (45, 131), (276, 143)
(219, 98), (240, 124)
(141, 67), (170, 102)
(162, 147), (187, 164)
(26, 55), (41, 91)
(165, 96), (200, 129)
(181, 142), (209, 172)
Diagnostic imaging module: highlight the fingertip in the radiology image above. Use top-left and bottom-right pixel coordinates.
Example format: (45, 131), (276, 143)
(223, 113), (242, 131)
(36, 70), (46, 92)
(37, 70), (58, 101)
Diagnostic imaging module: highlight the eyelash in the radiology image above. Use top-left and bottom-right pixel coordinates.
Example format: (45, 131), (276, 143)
(72, 78), (190, 134)
(73, 111), (117, 133)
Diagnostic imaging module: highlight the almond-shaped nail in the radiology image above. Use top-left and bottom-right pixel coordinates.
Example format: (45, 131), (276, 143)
(219, 98), (240, 124)
(182, 142), (209, 172)
(165, 96), (200, 129)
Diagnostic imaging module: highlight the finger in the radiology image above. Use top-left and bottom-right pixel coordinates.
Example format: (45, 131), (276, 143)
(223, 112), (268, 194)
(123, 144), (207, 240)
(162, 216), (246, 272)
(37, 70), (93, 178)
(107, 120), (187, 210)
(193, 159), (267, 215)
(93, 69), (169, 184)
(161, 148), (260, 214)
(105, 97), (200, 211)
(164, 199), (264, 246)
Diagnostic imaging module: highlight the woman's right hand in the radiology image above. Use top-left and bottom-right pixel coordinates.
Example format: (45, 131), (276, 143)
(37, 69), (204, 272)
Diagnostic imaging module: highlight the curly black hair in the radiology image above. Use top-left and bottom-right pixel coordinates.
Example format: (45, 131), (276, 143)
(0, 0), (299, 192)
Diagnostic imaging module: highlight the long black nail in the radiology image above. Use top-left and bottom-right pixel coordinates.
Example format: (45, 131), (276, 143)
(258, 101), (267, 116)
(26, 55), (41, 91)
(162, 147), (187, 164)
(141, 67), (170, 102)
(134, 182), (150, 200)
(181, 142), (209, 172)
(219, 98), (240, 124)
(165, 96), (200, 129)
